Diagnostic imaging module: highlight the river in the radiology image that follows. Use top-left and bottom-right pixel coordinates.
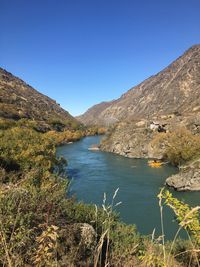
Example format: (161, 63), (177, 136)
(57, 135), (200, 239)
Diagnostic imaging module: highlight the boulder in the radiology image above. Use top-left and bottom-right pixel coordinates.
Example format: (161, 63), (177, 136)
(58, 223), (97, 266)
(166, 159), (200, 191)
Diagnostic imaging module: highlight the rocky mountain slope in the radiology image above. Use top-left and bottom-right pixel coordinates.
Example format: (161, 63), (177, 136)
(99, 45), (200, 191)
(78, 45), (200, 126)
(76, 101), (115, 126)
(0, 68), (80, 131)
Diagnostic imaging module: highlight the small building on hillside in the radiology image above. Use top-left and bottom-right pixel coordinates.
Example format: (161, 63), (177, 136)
(150, 121), (167, 132)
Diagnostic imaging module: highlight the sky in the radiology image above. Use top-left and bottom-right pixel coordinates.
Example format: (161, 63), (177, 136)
(1, 0), (200, 116)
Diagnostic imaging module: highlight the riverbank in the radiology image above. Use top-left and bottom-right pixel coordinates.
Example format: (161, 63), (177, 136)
(100, 119), (200, 192)
(57, 136), (200, 238)
(1, 126), (199, 266)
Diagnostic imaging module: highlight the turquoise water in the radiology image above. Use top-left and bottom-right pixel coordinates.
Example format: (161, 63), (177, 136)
(57, 136), (200, 239)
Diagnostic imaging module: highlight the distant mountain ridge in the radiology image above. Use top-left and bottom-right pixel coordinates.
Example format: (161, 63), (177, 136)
(0, 67), (80, 130)
(78, 45), (200, 125)
(76, 101), (116, 126)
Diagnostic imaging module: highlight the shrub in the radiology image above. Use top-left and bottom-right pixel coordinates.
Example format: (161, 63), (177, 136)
(0, 121), (199, 266)
(0, 127), (56, 171)
(151, 128), (200, 166)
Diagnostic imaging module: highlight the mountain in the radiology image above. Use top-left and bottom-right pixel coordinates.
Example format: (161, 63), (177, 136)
(78, 45), (200, 126)
(0, 68), (81, 131)
(76, 101), (115, 126)
(95, 45), (200, 191)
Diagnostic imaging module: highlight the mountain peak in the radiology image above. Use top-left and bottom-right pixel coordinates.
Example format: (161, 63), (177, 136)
(78, 45), (200, 126)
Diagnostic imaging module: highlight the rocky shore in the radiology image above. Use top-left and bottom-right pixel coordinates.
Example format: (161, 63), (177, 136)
(78, 45), (200, 192)
(166, 159), (200, 191)
(100, 116), (200, 191)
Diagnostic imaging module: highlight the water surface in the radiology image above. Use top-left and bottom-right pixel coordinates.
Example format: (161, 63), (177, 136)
(57, 136), (200, 239)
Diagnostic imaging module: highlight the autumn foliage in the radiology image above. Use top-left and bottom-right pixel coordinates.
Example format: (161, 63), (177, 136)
(151, 128), (200, 166)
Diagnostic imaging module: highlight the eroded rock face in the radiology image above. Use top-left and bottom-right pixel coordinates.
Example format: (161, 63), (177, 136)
(100, 121), (154, 158)
(101, 116), (200, 191)
(166, 160), (200, 191)
(100, 115), (199, 159)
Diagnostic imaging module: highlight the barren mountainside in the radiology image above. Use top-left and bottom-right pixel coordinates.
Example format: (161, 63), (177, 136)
(76, 101), (115, 125)
(0, 68), (80, 130)
(78, 45), (200, 125)
(96, 45), (200, 192)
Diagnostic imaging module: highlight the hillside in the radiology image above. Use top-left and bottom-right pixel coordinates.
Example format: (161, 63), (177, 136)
(76, 101), (115, 126)
(89, 44), (200, 192)
(78, 45), (200, 126)
(78, 44), (200, 192)
(0, 68), (81, 131)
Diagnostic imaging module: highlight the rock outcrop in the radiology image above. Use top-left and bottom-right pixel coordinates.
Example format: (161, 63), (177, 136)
(0, 68), (81, 131)
(56, 223), (97, 266)
(166, 159), (200, 191)
(100, 114), (200, 158)
(100, 114), (200, 191)
(98, 45), (200, 191)
(100, 120), (154, 158)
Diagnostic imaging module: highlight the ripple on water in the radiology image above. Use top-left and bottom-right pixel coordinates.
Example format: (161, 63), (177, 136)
(57, 136), (200, 240)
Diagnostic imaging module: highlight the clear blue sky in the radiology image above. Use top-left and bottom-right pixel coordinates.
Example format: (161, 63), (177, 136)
(1, 0), (200, 116)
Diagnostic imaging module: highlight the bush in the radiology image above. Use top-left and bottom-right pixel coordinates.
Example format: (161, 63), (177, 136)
(151, 128), (200, 166)
(0, 127), (56, 171)
(0, 122), (199, 266)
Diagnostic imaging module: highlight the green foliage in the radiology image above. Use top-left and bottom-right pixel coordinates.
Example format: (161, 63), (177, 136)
(44, 129), (84, 145)
(48, 119), (66, 132)
(159, 189), (200, 246)
(86, 126), (107, 136)
(109, 223), (141, 265)
(171, 239), (199, 267)
(0, 118), (17, 130)
(0, 127), (56, 171)
(0, 120), (199, 266)
(33, 225), (59, 266)
(0, 170), (76, 265)
(151, 128), (200, 166)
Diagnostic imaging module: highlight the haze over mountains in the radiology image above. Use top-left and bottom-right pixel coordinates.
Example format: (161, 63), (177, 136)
(78, 45), (200, 126)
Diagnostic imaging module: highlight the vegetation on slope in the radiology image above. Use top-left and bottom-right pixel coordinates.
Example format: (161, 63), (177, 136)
(0, 121), (199, 266)
(151, 128), (200, 166)
(0, 67), (86, 133)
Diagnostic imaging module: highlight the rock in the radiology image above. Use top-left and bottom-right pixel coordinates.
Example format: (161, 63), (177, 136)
(166, 159), (200, 191)
(135, 120), (147, 127)
(67, 223), (96, 250)
(79, 223), (97, 249)
(88, 147), (100, 151)
(88, 144), (100, 151)
(58, 223), (97, 266)
(100, 120), (155, 158)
